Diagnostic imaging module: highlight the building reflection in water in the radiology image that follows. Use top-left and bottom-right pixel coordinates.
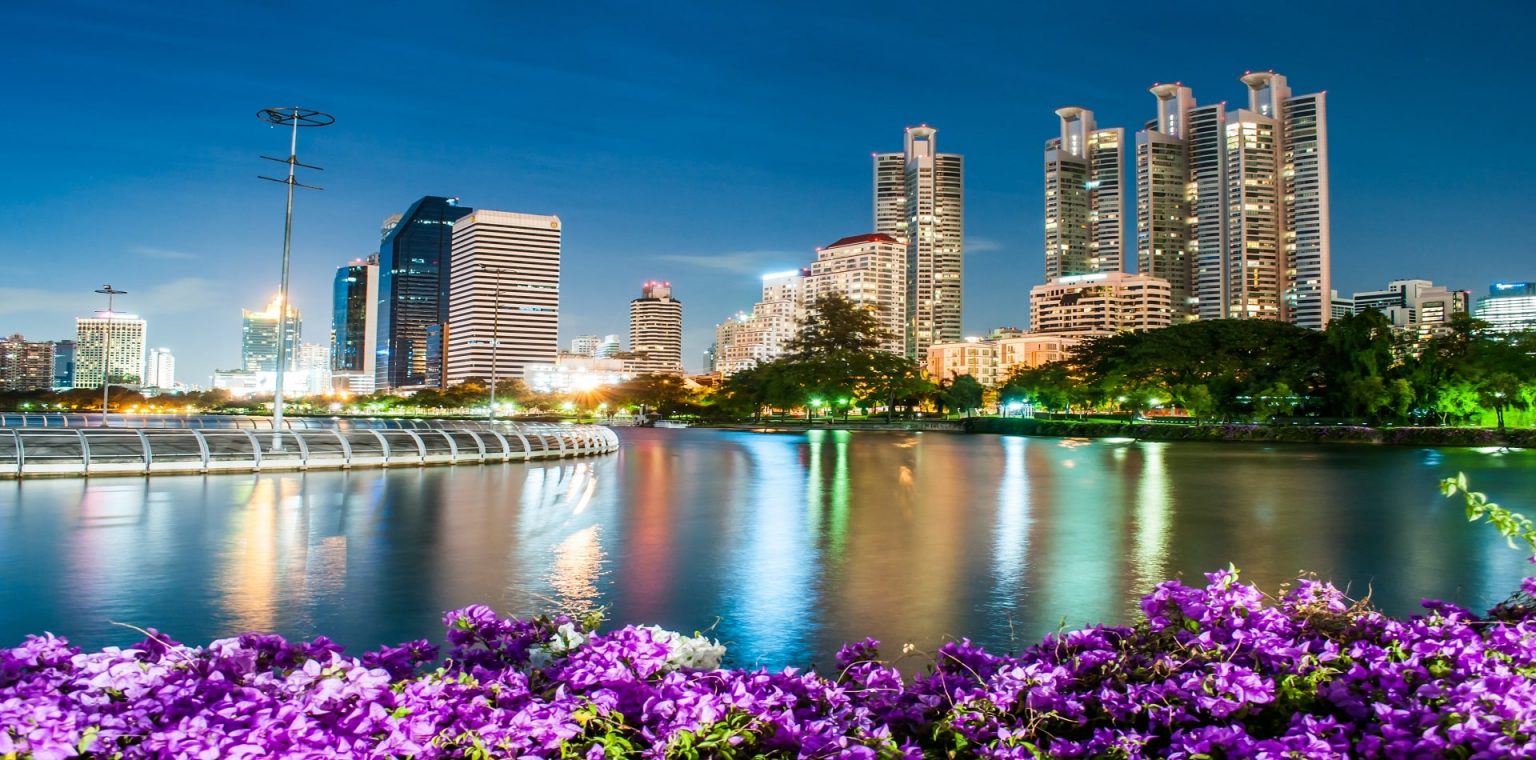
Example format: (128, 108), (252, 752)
(1130, 443), (1171, 601)
(723, 432), (816, 666)
(549, 524), (604, 615)
(992, 436), (1032, 615)
(5, 430), (1536, 666)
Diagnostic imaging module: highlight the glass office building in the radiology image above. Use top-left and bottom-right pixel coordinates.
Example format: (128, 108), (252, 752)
(374, 196), (472, 389)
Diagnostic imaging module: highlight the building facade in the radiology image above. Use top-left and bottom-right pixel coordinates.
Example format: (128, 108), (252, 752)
(330, 257), (378, 393)
(1029, 272), (1174, 335)
(711, 271), (808, 377)
(926, 337), (1001, 386)
(443, 209), (561, 386)
(628, 281), (684, 375)
(375, 196), (474, 390)
(1045, 107), (1123, 280)
(1137, 84), (1198, 319)
(997, 333), (1084, 375)
(241, 296), (302, 373)
(875, 125), (963, 358)
(1474, 282), (1536, 334)
(51, 340), (75, 390)
(1351, 279), (1469, 330)
(1, 335), (55, 392)
(802, 233), (907, 354)
(144, 347), (175, 390)
(570, 335), (601, 357)
(73, 312), (146, 389)
(1134, 72), (1330, 328)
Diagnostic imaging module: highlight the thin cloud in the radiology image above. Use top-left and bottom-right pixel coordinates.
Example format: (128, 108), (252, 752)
(131, 245), (199, 261)
(655, 251), (798, 276)
(0, 277), (220, 317)
(968, 236), (1004, 253)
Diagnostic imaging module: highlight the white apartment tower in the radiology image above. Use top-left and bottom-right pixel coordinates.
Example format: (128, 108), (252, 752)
(1044, 107), (1123, 280)
(801, 233), (907, 354)
(144, 347), (175, 390)
(1136, 72), (1330, 328)
(444, 210), (561, 385)
(629, 281), (684, 375)
(73, 312), (146, 389)
(1137, 84), (1197, 319)
(875, 125), (963, 359)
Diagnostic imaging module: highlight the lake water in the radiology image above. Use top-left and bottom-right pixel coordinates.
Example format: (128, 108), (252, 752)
(2, 428), (1533, 668)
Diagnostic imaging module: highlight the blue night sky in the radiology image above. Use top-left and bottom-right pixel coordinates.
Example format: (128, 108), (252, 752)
(3, 0), (1534, 381)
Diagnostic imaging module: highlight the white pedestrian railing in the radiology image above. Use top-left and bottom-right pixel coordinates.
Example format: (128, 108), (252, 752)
(0, 415), (620, 479)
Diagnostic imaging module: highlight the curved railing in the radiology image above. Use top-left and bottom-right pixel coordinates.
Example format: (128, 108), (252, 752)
(0, 414), (620, 479)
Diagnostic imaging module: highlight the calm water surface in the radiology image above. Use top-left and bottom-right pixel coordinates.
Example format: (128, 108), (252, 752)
(2, 429), (1533, 668)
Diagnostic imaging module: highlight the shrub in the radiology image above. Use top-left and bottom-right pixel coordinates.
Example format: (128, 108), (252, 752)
(4, 570), (1535, 758)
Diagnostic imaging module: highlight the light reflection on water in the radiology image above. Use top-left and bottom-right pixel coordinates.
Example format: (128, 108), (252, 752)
(1, 429), (1534, 669)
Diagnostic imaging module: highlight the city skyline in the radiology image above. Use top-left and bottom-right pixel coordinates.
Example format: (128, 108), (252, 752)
(5, 2), (1535, 382)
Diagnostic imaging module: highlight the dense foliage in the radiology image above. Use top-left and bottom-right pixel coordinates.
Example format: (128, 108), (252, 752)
(717, 293), (934, 421)
(4, 571), (1534, 758)
(1001, 314), (1536, 428)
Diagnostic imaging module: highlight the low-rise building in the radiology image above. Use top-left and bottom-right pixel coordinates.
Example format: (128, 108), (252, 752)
(997, 332), (1087, 375)
(1029, 272), (1173, 335)
(523, 355), (634, 394)
(927, 337), (1001, 386)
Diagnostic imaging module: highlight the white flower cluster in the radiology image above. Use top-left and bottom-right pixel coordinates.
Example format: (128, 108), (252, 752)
(640, 626), (727, 671)
(527, 622), (588, 669)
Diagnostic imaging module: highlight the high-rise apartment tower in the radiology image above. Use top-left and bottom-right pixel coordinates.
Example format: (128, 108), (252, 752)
(628, 282), (684, 375)
(1044, 107), (1123, 280)
(1135, 72), (1330, 327)
(874, 126), (963, 358)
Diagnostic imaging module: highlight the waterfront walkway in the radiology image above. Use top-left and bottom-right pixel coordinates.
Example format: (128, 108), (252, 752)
(0, 414), (618, 479)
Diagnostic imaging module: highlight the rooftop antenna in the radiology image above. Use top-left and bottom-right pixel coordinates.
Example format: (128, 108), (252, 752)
(257, 106), (333, 452)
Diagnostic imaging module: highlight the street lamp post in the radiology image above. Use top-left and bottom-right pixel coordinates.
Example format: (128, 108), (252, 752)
(93, 285), (126, 423)
(257, 106), (333, 451)
(480, 264), (515, 420)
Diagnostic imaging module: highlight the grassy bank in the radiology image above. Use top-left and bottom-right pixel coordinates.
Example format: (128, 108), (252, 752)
(962, 417), (1536, 447)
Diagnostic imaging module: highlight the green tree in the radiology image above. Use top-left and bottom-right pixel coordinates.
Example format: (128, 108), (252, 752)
(942, 374), (985, 418)
(1478, 372), (1527, 434)
(1433, 381), (1481, 425)
(785, 293), (890, 359)
(1252, 382), (1298, 423)
(1173, 384), (1216, 424)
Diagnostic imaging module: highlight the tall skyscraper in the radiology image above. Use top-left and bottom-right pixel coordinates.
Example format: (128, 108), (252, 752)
(629, 281), (684, 375)
(444, 209), (561, 386)
(801, 233), (907, 354)
(331, 256), (379, 392)
(51, 340), (75, 390)
(144, 347), (175, 389)
(1, 335), (55, 392)
(1136, 72), (1331, 328)
(875, 125), (963, 358)
(375, 196), (473, 389)
(73, 312), (146, 389)
(1136, 84), (1196, 319)
(241, 295), (302, 373)
(1044, 107), (1123, 280)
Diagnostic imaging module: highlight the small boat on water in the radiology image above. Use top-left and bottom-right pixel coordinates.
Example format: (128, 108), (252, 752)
(653, 420), (690, 429)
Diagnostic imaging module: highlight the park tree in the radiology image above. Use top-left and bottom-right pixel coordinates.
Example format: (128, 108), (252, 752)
(943, 374), (985, 418)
